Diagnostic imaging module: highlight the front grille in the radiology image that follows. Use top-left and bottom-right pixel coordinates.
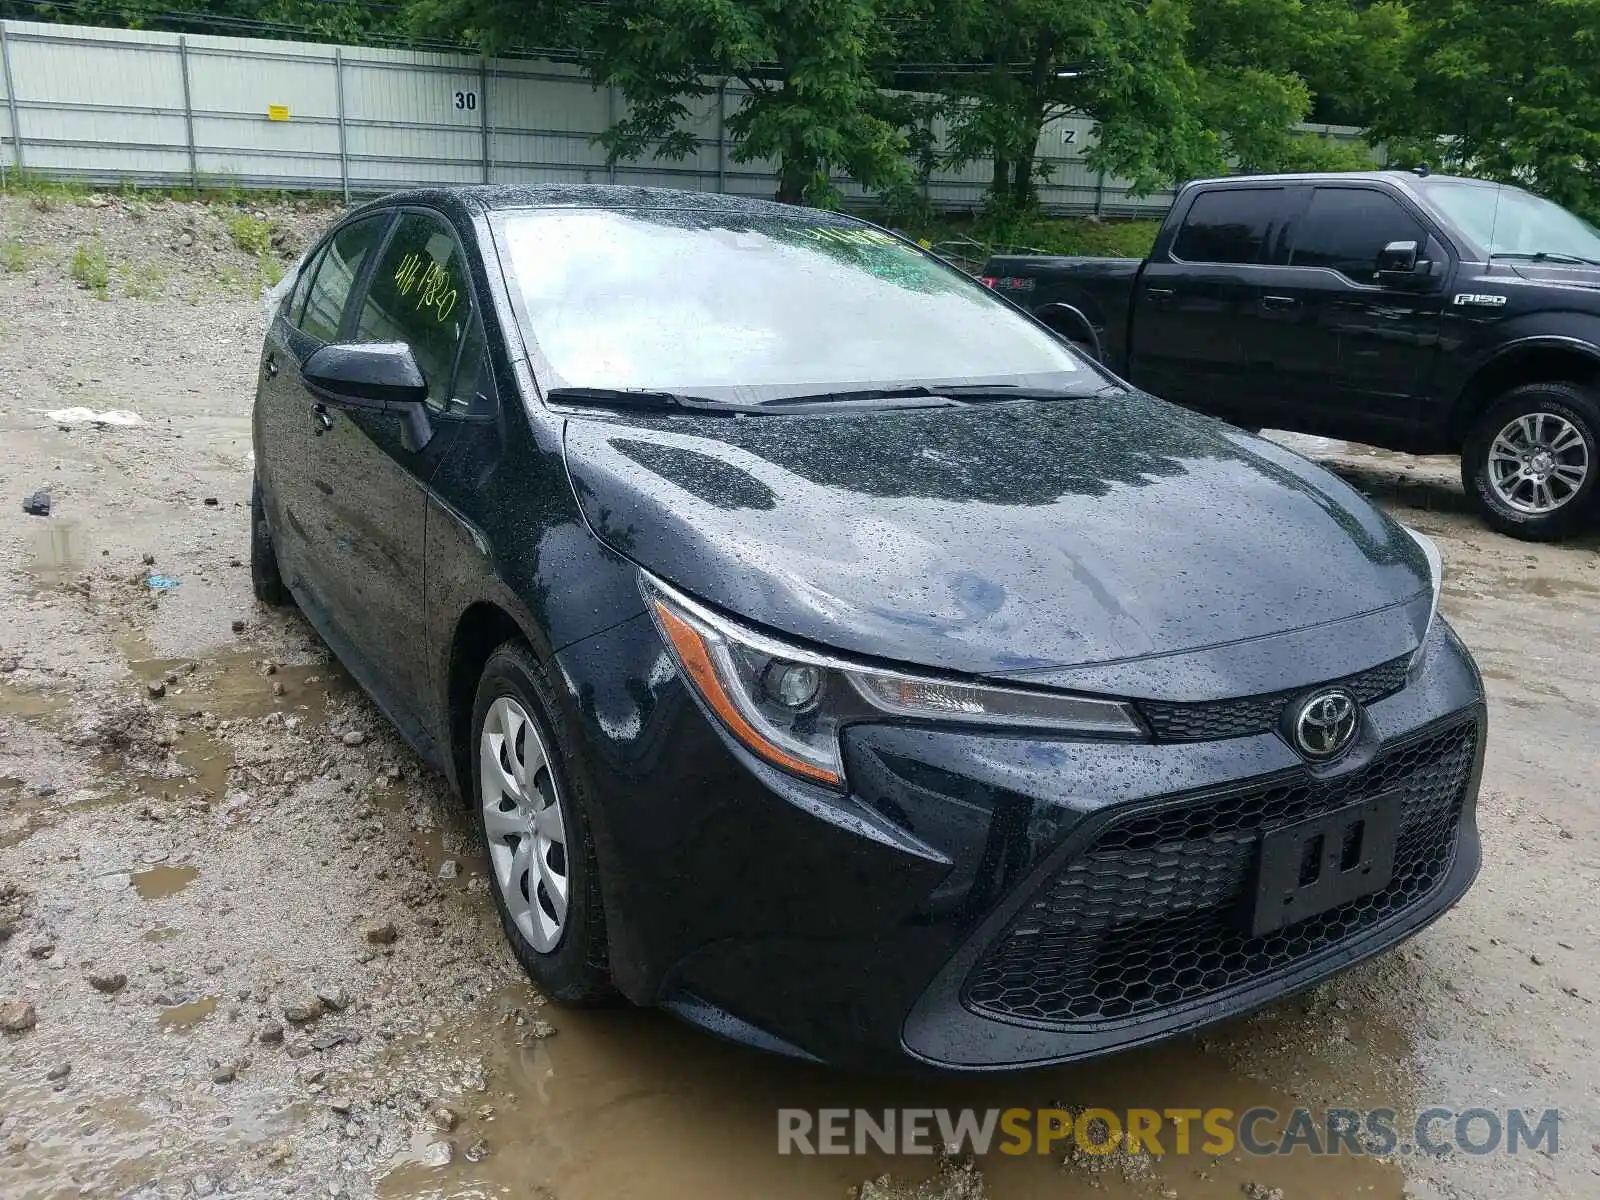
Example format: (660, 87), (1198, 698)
(1136, 656), (1410, 742)
(965, 719), (1477, 1026)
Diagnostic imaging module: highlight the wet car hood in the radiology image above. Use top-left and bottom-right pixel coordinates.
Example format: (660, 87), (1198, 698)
(1503, 262), (1600, 292)
(563, 393), (1433, 700)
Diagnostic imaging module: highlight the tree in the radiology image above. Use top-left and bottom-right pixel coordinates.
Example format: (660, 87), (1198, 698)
(913, 0), (1218, 213)
(1374, 0), (1600, 220)
(911, 0), (1397, 216)
(412, 0), (915, 206)
(1, 0), (387, 42)
(1185, 0), (1402, 173)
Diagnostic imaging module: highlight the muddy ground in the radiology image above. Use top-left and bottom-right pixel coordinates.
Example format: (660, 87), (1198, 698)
(1, 192), (1597, 1200)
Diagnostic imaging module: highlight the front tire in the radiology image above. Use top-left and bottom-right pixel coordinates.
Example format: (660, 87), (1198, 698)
(250, 475), (291, 607)
(470, 641), (614, 1005)
(1462, 382), (1600, 541)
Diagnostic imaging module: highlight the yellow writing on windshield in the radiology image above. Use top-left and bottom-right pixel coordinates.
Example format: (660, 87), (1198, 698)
(393, 252), (460, 323)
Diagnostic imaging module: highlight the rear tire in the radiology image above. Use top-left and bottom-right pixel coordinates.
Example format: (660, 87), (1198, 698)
(250, 475), (291, 607)
(1462, 382), (1600, 542)
(470, 640), (615, 1005)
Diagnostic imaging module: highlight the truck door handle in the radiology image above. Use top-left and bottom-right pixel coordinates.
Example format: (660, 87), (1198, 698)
(1261, 295), (1298, 310)
(1145, 287), (1176, 299)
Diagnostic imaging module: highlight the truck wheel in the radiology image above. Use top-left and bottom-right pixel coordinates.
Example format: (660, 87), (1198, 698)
(1462, 382), (1599, 541)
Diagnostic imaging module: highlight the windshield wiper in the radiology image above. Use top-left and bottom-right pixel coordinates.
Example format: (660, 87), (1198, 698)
(544, 386), (754, 414)
(1489, 251), (1600, 266)
(759, 383), (1106, 408)
(546, 381), (1114, 416)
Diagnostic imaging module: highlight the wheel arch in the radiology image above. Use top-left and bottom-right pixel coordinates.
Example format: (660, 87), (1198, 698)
(444, 600), (535, 800)
(1450, 339), (1600, 446)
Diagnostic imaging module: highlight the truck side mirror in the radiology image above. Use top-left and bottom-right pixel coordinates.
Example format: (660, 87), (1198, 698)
(1376, 240), (1420, 276)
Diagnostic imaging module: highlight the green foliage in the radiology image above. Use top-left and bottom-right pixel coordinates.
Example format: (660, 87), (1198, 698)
(903, 0), (1392, 216)
(12, 0), (1598, 234)
(69, 241), (111, 299)
(227, 213), (274, 256)
(1000, 217), (1161, 258)
(901, 214), (1160, 267)
(258, 252), (285, 288)
(0, 239), (28, 273)
(1, 1), (386, 44)
(1374, 0), (1600, 222)
(1, 170), (90, 210)
(118, 260), (168, 299)
(416, 0), (914, 206)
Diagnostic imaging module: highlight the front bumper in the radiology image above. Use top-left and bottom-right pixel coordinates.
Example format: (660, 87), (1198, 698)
(555, 614), (1485, 1072)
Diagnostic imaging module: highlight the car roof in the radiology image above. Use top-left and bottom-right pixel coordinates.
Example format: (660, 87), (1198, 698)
(348, 183), (846, 223)
(1182, 169), (1497, 197)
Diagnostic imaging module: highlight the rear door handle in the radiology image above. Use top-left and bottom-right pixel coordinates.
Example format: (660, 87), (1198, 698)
(1261, 295), (1298, 310)
(313, 403), (333, 434)
(1145, 287), (1176, 299)
(263, 354), (279, 380)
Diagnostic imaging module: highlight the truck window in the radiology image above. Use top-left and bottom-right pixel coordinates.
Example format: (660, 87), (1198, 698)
(1171, 188), (1282, 265)
(1289, 188), (1426, 282)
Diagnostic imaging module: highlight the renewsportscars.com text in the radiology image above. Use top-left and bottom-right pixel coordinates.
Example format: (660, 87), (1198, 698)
(777, 1106), (1561, 1158)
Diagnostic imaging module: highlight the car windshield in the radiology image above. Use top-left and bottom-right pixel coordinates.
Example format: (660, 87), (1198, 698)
(1420, 179), (1600, 262)
(494, 207), (1088, 404)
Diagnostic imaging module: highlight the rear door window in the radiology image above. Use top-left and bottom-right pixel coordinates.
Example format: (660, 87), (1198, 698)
(1289, 188), (1428, 282)
(351, 211), (472, 413)
(1171, 189), (1284, 265)
(298, 215), (388, 344)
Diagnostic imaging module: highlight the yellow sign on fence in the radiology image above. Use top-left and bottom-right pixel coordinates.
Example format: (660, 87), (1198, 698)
(267, 105), (290, 122)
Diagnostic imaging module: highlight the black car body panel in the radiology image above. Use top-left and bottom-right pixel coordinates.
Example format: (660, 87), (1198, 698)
(563, 398), (1431, 690)
(985, 170), (1600, 455)
(251, 183), (1486, 1071)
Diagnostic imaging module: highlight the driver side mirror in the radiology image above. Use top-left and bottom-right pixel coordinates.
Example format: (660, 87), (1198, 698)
(302, 342), (434, 451)
(1376, 239), (1428, 285)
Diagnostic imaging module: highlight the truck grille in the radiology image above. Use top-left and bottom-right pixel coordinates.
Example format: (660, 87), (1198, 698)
(1135, 656), (1410, 742)
(965, 718), (1476, 1026)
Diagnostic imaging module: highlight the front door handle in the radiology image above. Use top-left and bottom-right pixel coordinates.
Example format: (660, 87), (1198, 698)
(263, 354), (279, 380)
(1261, 295), (1299, 310)
(313, 403), (333, 434)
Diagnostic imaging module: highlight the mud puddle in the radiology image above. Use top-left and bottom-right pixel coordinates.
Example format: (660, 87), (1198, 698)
(130, 864), (199, 901)
(157, 994), (219, 1030)
(0, 677), (72, 723)
(25, 517), (87, 592)
(377, 982), (1414, 1200)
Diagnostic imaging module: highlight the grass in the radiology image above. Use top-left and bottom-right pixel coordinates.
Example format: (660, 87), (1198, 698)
(70, 241), (111, 299)
(896, 214), (1162, 270)
(1, 170), (341, 214)
(227, 213), (274, 256)
(258, 253), (285, 288)
(1, 239), (28, 273)
(118, 260), (168, 299)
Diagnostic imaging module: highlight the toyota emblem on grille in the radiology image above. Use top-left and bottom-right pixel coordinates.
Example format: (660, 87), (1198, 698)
(1291, 690), (1360, 759)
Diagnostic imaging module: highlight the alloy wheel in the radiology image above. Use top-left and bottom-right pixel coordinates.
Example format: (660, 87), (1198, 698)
(479, 696), (569, 953)
(1487, 411), (1591, 515)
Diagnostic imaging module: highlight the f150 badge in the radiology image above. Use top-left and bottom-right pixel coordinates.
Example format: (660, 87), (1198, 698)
(1453, 293), (1508, 307)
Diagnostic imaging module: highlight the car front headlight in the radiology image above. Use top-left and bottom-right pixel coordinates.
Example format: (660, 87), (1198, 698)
(641, 573), (1145, 789)
(1401, 524), (1444, 671)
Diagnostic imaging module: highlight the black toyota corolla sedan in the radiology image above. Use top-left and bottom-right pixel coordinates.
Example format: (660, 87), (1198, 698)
(250, 184), (1486, 1071)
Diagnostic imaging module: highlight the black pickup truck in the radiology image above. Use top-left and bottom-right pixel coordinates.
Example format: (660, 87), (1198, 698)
(982, 170), (1600, 540)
